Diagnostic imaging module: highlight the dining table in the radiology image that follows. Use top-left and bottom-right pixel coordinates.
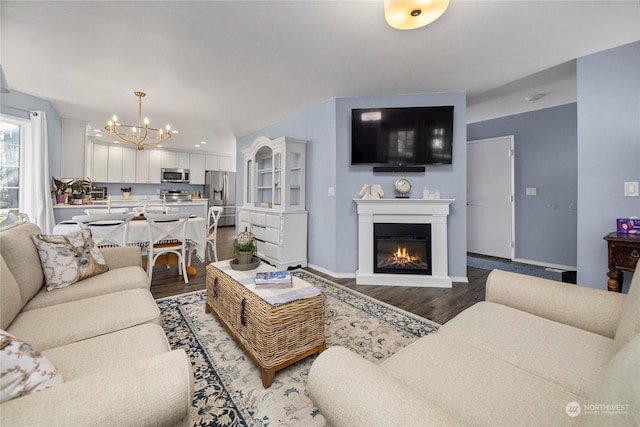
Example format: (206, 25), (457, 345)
(52, 216), (207, 275)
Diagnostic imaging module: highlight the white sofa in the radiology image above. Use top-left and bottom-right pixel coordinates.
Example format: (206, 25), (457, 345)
(0, 222), (194, 426)
(308, 269), (639, 426)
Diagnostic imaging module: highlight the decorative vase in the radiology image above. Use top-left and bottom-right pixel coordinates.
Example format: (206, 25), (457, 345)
(122, 192), (131, 200)
(237, 251), (253, 265)
(55, 194), (66, 204)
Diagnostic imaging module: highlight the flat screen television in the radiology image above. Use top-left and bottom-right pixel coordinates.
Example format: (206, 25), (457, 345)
(351, 106), (454, 167)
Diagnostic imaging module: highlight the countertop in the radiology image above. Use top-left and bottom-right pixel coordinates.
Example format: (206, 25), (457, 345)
(53, 198), (208, 208)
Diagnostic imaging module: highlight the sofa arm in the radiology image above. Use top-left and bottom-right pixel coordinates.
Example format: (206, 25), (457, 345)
(486, 269), (626, 338)
(100, 245), (143, 269)
(308, 346), (461, 427)
(1, 350), (193, 427)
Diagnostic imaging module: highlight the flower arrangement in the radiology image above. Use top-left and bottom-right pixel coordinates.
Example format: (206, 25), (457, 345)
(120, 187), (132, 193)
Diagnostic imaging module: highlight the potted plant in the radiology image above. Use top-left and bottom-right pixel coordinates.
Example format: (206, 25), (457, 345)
(234, 239), (257, 265)
(51, 177), (68, 204)
(121, 187), (132, 200)
(69, 178), (91, 204)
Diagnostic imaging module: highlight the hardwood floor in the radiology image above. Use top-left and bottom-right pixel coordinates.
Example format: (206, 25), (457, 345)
(149, 226), (489, 324)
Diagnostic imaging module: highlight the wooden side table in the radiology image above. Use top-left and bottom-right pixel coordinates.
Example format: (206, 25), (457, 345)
(603, 232), (640, 292)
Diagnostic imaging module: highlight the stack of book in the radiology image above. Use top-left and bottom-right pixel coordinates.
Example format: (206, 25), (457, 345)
(254, 270), (293, 289)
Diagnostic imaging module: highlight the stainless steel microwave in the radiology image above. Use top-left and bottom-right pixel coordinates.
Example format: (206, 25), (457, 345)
(161, 168), (190, 183)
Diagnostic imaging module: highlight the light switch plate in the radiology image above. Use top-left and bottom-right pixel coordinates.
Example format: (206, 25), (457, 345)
(624, 182), (639, 197)
(526, 187), (537, 196)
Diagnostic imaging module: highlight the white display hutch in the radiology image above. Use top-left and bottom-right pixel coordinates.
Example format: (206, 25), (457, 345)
(238, 136), (308, 269)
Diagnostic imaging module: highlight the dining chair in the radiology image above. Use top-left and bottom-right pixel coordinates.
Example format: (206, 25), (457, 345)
(205, 206), (224, 262)
(71, 213), (135, 247)
(145, 212), (191, 284)
(134, 206), (178, 215)
(84, 208), (130, 215)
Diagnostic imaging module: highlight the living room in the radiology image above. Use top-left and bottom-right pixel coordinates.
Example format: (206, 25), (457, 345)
(1, 2), (638, 292)
(1, 1), (639, 425)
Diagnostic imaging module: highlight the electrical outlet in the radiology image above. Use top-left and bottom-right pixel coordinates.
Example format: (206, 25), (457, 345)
(328, 186), (335, 196)
(624, 182), (639, 197)
(526, 187), (537, 196)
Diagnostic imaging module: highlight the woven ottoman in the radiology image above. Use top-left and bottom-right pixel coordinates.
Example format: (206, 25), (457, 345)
(206, 261), (326, 388)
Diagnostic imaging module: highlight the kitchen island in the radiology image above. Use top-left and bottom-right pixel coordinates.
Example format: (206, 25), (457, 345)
(53, 199), (209, 223)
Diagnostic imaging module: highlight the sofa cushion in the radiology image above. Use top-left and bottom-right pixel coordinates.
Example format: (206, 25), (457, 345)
(6, 289), (160, 351)
(23, 266), (149, 311)
(438, 301), (612, 397)
(0, 256), (22, 330)
(381, 333), (582, 426)
(0, 223), (45, 305)
(581, 335), (640, 426)
(31, 229), (109, 291)
(42, 324), (170, 381)
(611, 269), (640, 357)
(0, 330), (64, 402)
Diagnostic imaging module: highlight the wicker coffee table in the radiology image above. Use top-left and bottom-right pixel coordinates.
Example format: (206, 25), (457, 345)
(205, 262), (326, 388)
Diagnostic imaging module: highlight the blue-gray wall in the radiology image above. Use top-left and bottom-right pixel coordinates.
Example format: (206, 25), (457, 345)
(238, 92), (468, 279)
(467, 103), (578, 268)
(1, 90), (62, 178)
(577, 41), (640, 291)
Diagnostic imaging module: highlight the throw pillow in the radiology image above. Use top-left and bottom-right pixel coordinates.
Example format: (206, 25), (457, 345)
(0, 329), (64, 402)
(31, 229), (109, 291)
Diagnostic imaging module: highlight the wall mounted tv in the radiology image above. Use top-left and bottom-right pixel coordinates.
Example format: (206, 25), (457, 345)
(351, 106), (454, 169)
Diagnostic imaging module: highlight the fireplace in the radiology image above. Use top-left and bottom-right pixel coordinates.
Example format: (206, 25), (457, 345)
(354, 198), (453, 288)
(374, 223), (432, 275)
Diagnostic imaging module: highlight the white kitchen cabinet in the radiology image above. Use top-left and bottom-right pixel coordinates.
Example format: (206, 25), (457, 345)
(237, 208), (307, 269)
(107, 146), (136, 183)
(189, 154), (206, 185)
(136, 150), (162, 183)
(91, 143), (109, 182)
(177, 152), (190, 169)
(90, 143), (136, 183)
(161, 151), (176, 169)
(206, 154), (234, 172)
(161, 151), (190, 169)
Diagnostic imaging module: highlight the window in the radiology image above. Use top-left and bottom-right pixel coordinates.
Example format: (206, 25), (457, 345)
(0, 115), (30, 215)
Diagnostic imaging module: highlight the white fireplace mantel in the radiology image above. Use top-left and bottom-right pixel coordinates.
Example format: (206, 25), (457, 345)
(354, 198), (454, 288)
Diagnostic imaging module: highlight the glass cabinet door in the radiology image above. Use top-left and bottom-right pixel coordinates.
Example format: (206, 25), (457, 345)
(255, 146), (273, 206)
(289, 151), (302, 208)
(273, 152), (282, 206)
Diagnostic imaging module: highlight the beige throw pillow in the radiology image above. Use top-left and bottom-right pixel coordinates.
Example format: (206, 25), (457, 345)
(31, 229), (109, 291)
(0, 329), (64, 402)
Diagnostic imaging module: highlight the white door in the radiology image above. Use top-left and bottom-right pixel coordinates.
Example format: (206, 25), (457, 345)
(467, 135), (515, 259)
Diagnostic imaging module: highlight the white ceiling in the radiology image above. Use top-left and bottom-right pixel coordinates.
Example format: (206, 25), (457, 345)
(2, 1), (638, 154)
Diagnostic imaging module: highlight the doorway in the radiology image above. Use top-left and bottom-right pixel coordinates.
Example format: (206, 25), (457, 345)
(467, 135), (515, 259)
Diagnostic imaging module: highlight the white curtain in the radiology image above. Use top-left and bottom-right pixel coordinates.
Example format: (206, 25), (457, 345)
(23, 111), (55, 233)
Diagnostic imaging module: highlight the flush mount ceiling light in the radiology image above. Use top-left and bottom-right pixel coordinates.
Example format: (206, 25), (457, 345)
(105, 91), (174, 150)
(384, 0), (450, 30)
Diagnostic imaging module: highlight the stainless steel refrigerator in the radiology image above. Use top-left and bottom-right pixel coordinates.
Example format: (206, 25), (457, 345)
(204, 171), (236, 227)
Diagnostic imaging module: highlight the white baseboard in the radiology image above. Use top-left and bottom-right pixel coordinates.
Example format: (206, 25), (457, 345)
(306, 263), (355, 279)
(451, 276), (469, 283)
(512, 258), (576, 271)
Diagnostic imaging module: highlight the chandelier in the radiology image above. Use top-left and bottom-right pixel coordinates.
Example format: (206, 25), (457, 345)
(384, 0), (450, 30)
(105, 91), (172, 150)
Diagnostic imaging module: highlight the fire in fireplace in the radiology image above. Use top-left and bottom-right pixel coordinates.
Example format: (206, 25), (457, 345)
(374, 223), (432, 275)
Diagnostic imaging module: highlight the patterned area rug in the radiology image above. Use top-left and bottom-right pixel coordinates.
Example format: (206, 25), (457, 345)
(158, 269), (440, 427)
